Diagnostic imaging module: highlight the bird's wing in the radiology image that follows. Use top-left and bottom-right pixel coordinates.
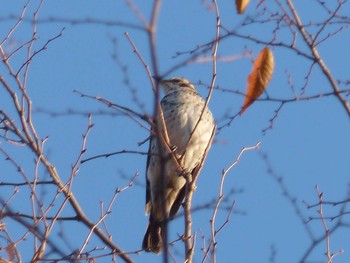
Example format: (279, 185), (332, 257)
(169, 184), (186, 218)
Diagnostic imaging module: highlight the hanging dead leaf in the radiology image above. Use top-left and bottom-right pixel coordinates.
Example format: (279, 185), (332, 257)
(240, 47), (274, 115)
(235, 0), (250, 14)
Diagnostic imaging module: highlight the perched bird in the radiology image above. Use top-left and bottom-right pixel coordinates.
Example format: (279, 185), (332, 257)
(142, 77), (216, 253)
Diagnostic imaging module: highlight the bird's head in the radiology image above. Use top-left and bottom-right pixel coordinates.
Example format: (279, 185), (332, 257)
(159, 77), (196, 94)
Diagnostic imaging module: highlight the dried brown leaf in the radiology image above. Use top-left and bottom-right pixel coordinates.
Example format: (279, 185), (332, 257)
(240, 47), (274, 115)
(235, 0), (250, 14)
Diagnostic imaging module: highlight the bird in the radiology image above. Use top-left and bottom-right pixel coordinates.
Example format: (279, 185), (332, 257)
(142, 77), (216, 253)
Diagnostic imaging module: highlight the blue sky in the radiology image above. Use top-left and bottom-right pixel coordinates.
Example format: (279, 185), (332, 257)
(1, 1), (350, 262)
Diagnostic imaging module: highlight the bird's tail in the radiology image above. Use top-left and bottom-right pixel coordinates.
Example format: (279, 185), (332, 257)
(142, 216), (162, 254)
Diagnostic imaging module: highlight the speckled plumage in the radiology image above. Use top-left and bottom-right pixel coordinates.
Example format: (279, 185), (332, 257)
(142, 78), (215, 253)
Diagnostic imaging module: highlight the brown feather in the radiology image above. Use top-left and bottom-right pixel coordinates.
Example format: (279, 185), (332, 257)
(142, 215), (162, 254)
